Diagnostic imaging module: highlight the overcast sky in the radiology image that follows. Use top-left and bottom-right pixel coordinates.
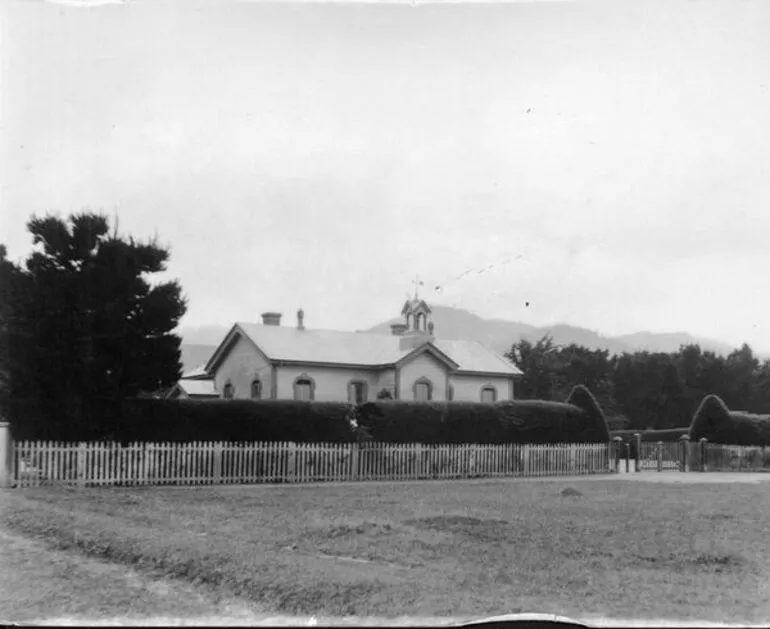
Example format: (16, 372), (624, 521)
(2, 0), (769, 350)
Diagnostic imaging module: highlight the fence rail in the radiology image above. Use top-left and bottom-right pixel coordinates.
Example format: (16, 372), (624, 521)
(12, 441), (612, 488)
(610, 436), (770, 474)
(695, 443), (770, 473)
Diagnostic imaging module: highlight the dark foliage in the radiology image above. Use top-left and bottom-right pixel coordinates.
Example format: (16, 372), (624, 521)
(355, 386), (609, 444)
(565, 384), (611, 442)
(609, 428), (690, 443)
(3, 212), (186, 439)
(689, 395), (770, 446)
(13, 399), (358, 443)
(506, 336), (770, 432)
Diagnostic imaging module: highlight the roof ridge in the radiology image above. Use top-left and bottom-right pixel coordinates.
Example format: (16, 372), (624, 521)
(235, 321), (398, 338)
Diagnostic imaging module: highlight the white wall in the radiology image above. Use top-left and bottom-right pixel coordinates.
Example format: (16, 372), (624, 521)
(275, 365), (380, 402)
(213, 334), (271, 399)
(398, 352), (449, 401)
(450, 374), (514, 402)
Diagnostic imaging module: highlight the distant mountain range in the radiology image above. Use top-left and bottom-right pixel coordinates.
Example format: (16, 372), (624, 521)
(177, 306), (738, 374)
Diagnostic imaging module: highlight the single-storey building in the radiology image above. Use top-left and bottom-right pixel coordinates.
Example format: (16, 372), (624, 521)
(180, 298), (522, 404)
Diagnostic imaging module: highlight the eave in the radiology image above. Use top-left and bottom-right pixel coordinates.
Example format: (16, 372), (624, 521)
(454, 369), (523, 379)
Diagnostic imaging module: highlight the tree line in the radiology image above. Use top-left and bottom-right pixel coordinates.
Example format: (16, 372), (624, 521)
(3, 210), (765, 440)
(505, 336), (770, 430)
(1, 212), (186, 439)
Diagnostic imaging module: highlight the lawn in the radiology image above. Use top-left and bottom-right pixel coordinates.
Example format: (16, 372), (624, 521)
(2, 477), (770, 624)
(0, 525), (265, 625)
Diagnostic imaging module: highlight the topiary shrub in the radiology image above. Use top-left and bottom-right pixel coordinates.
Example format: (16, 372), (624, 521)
(354, 386), (610, 444)
(565, 385), (611, 443)
(689, 395), (770, 446)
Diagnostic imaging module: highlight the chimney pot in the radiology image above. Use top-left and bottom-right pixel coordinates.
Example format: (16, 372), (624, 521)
(261, 312), (282, 326)
(297, 308), (305, 330)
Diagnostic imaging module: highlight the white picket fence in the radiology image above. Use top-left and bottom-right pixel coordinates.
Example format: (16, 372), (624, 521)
(13, 441), (612, 488)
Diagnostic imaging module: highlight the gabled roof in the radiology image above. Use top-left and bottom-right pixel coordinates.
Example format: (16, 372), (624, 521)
(401, 298), (432, 316)
(181, 365), (209, 379)
(395, 342), (460, 371)
(205, 322), (522, 376)
(433, 339), (521, 375)
(171, 378), (218, 398)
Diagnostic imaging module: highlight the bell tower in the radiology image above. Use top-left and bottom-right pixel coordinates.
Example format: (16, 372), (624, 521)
(397, 277), (435, 349)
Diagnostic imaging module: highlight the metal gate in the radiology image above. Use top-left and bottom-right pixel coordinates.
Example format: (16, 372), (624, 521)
(638, 441), (680, 472)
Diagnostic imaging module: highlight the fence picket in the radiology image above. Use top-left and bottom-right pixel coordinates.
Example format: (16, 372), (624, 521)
(11, 440), (624, 488)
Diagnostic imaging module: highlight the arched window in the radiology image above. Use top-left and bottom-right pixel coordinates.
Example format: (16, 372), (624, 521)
(251, 378), (262, 400)
(480, 386), (497, 403)
(406, 313), (413, 330)
(416, 313), (425, 331)
(413, 377), (433, 402)
(222, 381), (234, 400)
(347, 380), (368, 404)
(293, 374), (315, 401)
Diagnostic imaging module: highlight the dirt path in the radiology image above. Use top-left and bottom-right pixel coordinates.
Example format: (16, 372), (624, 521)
(0, 525), (267, 625)
(607, 471), (770, 484)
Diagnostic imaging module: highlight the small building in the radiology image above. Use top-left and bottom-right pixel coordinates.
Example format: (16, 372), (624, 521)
(166, 365), (218, 400)
(189, 298), (522, 403)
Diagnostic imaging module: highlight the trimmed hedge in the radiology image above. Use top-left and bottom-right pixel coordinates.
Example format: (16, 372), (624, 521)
(355, 385), (610, 444)
(62, 399), (356, 444)
(10, 385), (611, 444)
(689, 395), (770, 446)
(609, 428), (690, 443)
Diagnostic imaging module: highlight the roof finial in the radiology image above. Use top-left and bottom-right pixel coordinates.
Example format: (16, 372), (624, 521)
(412, 274), (424, 299)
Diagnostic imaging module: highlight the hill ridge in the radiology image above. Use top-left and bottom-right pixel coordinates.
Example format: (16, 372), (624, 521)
(177, 305), (737, 374)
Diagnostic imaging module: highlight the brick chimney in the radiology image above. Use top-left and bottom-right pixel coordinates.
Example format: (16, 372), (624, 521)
(390, 323), (407, 336)
(261, 312), (282, 326)
(297, 308), (305, 330)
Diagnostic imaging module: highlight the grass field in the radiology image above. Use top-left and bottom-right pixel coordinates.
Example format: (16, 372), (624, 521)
(2, 477), (770, 624)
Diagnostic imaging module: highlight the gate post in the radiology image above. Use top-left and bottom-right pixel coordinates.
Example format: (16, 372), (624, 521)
(0, 420), (13, 488)
(77, 442), (87, 487)
(612, 437), (622, 473)
(625, 442), (631, 473)
(656, 441), (663, 472)
(633, 433), (641, 472)
(350, 442), (359, 481)
(679, 434), (690, 472)
(699, 438), (708, 472)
